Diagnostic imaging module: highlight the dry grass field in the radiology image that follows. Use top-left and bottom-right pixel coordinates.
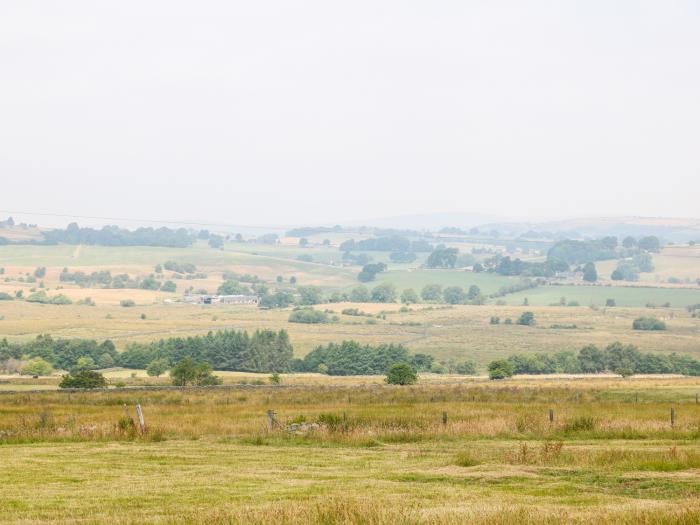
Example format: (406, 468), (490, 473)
(1, 300), (699, 365)
(2, 378), (700, 524)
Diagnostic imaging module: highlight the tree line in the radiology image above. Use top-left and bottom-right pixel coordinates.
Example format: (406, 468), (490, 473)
(1, 329), (293, 374)
(40, 223), (194, 247)
(488, 342), (700, 378)
(118, 329), (293, 372)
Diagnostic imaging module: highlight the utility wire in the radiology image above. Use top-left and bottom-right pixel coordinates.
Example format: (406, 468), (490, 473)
(0, 209), (290, 230)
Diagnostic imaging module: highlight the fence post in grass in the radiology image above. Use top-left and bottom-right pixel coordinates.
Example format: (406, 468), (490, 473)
(267, 410), (276, 431)
(671, 408), (676, 428)
(442, 411), (448, 426)
(635, 393), (638, 403)
(135, 404), (145, 433)
(549, 409), (554, 425)
(696, 393), (698, 405)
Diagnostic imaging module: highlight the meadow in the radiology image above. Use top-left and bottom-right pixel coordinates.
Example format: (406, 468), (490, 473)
(1, 300), (699, 365)
(2, 378), (700, 524)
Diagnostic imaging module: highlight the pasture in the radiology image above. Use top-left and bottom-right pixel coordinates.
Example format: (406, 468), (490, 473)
(1, 300), (699, 366)
(2, 378), (700, 524)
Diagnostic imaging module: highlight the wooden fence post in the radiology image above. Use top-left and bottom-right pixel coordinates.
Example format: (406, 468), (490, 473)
(135, 404), (145, 432)
(267, 410), (276, 430)
(671, 408), (676, 428)
(549, 409), (554, 424)
(442, 411), (448, 426)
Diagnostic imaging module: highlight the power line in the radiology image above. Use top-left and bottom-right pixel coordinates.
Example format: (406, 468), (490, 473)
(0, 209), (290, 231)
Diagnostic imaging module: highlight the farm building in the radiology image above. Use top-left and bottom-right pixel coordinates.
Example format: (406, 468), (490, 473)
(183, 294), (259, 305)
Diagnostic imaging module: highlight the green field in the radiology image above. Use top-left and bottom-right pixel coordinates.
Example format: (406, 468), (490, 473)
(372, 269), (518, 296)
(504, 284), (700, 308)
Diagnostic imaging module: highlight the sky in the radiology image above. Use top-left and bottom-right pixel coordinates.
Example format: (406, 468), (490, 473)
(1, 1), (699, 229)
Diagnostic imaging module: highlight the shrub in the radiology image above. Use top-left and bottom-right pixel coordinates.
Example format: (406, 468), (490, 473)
(0, 292), (13, 301)
(288, 308), (329, 324)
(146, 359), (169, 377)
(633, 317), (667, 331)
(170, 357), (221, 387)
(59, 370), (107, 389)
(385, 363), (418, 385)
(21, 357), (53, 376)
(455, 360), (478, 375)
(120, 299), (136, 307)
(488, 359), (514, 380)
(160, 280), (177, 292)
(517, 311), (536, 326)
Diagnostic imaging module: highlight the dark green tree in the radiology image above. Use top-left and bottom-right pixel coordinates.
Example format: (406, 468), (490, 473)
(385, 363), (418, 385)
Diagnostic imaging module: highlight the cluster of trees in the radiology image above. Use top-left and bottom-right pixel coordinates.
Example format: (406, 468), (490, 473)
(118, 329), (293, 372)
(547, 236), (661, 268)
(161, 261), (197, 274)
(59, 268), (177, 292)
(414, 284), (484, 305)
(424, 247), (459, 268)
(611, 253), (654, 281)
(286, 226), (341, 237)
(480, 255), (568, 277)
(293, 341), (420, 375)
(288, 308), (330, 324)
(490, 279), (539, 298)
(0, 335), (119, 371)
(488, 342), (700, 378)
(357, 263), (387, 282)
(547, 239), (619, 265)
(632, 317), (667, 331)
(217, 280), (253, 295)
(26, 291), (73, 305)
(293, 340), (475, 377)
(42, 223), (194, 247)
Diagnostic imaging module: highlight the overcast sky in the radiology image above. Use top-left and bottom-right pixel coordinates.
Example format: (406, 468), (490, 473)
(1, 1), (699, 228)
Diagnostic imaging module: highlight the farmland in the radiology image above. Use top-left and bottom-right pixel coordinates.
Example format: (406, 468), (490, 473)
(0, 228), (699, 525)
(2, 379), (700, 524)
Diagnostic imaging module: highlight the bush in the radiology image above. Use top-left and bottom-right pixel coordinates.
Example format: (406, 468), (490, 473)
(146, 358), (169, 377)
(632, 317), (667, 331)
(21, 357), (53, 376)
(59, 370), (107, 389)
(0, 292), (13, 301)
(160, 280), (177, 292)
(170, 357), (222, 386)
(385, 363), (418, 385)
(288, 308), (329, 324)
(120, 299), (136, 307)
(517, 311), (536, 326)
(455, 360), (478, 375)
(488, 359), (514, 380)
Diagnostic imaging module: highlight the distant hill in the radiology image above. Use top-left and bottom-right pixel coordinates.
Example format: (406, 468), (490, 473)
(478, 217), (700, 242)
(346, 212), (507, 231)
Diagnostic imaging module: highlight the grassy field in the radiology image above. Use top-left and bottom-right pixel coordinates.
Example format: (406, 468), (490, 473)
(372, 269), (518, 295)
(2, 379), (700, 524)
(503, 284), (700, 308)
(1, 301), (699, 365)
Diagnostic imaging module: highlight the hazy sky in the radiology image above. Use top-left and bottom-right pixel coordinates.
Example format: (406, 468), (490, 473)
(2, 1), (699, 228)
